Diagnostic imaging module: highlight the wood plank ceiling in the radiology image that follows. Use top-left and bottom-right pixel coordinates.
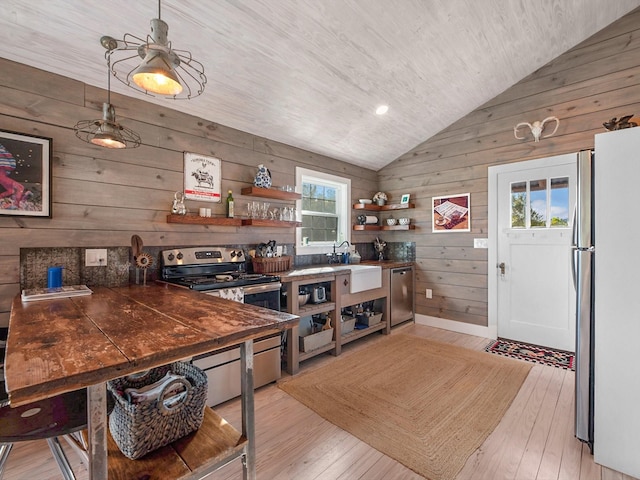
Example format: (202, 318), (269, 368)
(1, 0), (639, 170)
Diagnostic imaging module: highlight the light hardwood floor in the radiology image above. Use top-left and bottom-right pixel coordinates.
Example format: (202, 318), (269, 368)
(2, 324), (634, 480)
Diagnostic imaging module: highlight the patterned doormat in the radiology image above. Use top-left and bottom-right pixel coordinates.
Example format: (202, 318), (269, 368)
(485, 338), (575, 370)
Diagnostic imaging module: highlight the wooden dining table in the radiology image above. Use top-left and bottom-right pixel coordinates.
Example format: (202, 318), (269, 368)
(4, 283), (299, 479)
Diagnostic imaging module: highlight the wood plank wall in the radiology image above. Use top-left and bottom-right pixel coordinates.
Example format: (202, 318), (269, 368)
(1, 8), (639, 331)
(0, 60), (378, 327)
(377, 8), (640, 327)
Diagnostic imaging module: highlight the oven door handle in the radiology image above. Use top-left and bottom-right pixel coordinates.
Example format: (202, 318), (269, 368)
(242, 282), (282, 295)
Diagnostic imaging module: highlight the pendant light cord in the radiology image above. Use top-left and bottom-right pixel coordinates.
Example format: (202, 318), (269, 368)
(106, 54), (112, 106)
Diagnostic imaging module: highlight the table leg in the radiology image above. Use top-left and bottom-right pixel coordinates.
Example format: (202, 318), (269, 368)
(240, 339), (255, 480)
(87, 383), (108, 480)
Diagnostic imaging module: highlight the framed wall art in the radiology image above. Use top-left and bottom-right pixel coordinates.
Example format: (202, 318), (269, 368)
(400, 193), (411, 204)
(432, 193), (470, 232)
(0, 129), (52, 217)
(183, 152), (222, 202)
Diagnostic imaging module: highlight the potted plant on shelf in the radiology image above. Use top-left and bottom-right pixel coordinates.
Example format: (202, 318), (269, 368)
(373, 191), (388, 206)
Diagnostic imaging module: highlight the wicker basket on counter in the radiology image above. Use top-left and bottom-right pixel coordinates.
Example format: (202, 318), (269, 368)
(251, 255), (292, 273)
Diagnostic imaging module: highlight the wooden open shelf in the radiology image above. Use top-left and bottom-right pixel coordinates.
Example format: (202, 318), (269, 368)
(353, 203), (415, 211)
(241, 186), (301, 201)
(167, 214), (242, 226)
(353, 224), (415, 231)
(241, 219), (301, 227)
(298, 341), (336, 362)
(167, 215), (300, 228)
(107, 407), (247, 480)
(340, 321), (387, 345)
(298, 301), (336, 317)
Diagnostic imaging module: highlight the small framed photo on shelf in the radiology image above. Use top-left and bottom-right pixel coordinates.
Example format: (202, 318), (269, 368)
(0, 129), (52, 217)
(400, 193), (411, 204)
(432, 193), (470, 233)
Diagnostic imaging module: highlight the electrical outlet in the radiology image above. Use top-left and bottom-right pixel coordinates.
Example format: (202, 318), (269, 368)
(474, 238), (489, 249)
(85, 249), (108, 267)
(426, 288), (433, 299)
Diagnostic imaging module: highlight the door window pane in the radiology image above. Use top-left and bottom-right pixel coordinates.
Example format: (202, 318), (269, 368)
(530, 179), (547, 228)
(511, 182), (526, 228)
(550, 177), (570, 227)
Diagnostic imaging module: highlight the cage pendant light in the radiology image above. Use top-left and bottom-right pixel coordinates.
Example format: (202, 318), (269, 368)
(101, 0), (206, 100)
(74, 54), (142, 149)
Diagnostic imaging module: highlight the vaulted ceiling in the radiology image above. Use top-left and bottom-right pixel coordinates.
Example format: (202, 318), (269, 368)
(2, 1), (639, 170)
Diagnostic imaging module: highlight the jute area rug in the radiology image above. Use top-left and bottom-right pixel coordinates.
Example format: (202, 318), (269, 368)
(279, 334), (531, 480)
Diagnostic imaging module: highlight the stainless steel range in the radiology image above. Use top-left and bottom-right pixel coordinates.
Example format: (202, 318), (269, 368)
(160, 246), (283, 406)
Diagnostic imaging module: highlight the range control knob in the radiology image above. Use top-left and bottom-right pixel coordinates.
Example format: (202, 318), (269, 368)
(167, 253), (175, 261)
(176, 252), (183, 260)
(230, 250), (237, 258)
(236, 250), (243, 259)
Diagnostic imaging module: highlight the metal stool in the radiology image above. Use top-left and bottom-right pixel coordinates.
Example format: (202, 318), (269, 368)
(0, 387), (88, 480)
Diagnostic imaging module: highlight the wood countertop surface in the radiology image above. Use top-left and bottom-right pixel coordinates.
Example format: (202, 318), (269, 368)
(5, 284), (299, 407)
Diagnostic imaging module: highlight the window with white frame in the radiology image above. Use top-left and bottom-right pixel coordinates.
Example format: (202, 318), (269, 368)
(296, 167), (351, 254)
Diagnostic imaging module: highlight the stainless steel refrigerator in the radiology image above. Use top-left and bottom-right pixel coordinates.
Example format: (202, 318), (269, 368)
(572, 149), (594, 451)
(573, 128), (640, 476)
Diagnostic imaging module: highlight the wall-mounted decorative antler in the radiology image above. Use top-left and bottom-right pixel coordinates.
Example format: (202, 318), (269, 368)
(514, 116), (560, 142)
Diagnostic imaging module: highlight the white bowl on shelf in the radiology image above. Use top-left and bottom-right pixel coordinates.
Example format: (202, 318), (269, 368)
(386, 218), (398, 226)
(358, 199), (372, 204)
(398, 218), (410, 225)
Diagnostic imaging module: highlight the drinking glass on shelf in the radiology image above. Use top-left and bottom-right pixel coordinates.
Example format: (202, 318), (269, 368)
(260, 202), (270, 219)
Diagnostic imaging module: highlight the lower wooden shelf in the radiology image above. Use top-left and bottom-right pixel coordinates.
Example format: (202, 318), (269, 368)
(298, 341), (336, 362)
(340, 322), (386, 345)
(107, 407), (247, 480)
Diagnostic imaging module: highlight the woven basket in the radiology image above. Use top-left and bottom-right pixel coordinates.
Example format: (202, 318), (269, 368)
(107, 362), (207, 460)
(251, 255), (292, 273)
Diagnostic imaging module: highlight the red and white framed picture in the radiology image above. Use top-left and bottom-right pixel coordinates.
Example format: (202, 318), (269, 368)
(183, 152), (222, 202)
(0, 129), (52, 217)
(432, 193), (470, 232)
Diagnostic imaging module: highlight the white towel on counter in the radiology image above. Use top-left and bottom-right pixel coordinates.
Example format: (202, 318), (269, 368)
(124, 372), (188, 404)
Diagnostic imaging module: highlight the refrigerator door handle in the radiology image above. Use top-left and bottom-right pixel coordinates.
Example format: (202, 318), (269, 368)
(571, 247), (577, 290)
(572, 204), (578, 247)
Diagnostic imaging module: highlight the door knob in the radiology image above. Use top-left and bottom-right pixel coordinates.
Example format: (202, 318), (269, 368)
(498, 262), (506, 276)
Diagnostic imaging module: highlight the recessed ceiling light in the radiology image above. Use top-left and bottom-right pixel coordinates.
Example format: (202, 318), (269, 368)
(376, 105), (389, 115)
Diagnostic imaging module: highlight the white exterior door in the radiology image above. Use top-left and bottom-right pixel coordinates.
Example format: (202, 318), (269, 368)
(489, 153), (577, 351)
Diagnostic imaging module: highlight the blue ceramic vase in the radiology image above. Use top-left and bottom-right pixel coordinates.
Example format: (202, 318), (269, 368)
(254, 164), (272, 188)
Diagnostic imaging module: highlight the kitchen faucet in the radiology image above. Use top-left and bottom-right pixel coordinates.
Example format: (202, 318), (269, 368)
(328, 241), (350, 264)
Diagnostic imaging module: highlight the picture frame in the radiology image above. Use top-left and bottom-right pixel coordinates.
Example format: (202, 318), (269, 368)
(0, 129), (52, 217)
(432, 193), (470, 233)
(183, 152), (222, 202)
(400, 193), (411, 204)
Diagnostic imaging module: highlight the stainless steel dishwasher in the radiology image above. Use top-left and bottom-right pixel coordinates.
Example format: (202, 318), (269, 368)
(390, 266), (414, 326)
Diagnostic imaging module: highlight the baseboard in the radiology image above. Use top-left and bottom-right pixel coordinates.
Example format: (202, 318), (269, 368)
(415, 314), (497, 339)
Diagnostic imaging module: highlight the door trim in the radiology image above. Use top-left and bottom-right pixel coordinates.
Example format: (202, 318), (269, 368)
(488, 153), (577, 337)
